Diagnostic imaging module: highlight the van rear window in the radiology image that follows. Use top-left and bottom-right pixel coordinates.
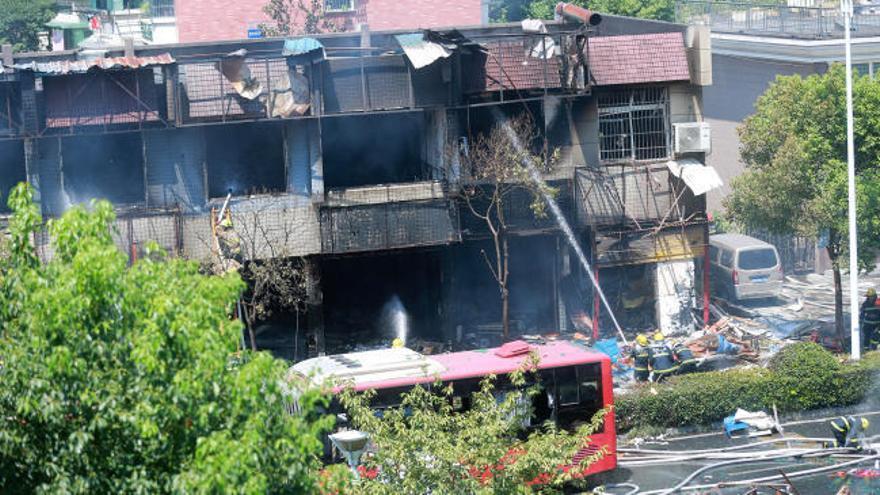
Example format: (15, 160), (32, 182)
(738, 248), (777, 270)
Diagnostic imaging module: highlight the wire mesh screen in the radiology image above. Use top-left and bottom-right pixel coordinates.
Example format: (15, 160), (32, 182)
(0, 83), (21, 137)
(320, 199), (460, 254)
(322, 55), (411, 114)
(598, 87), (669, 163)
(576, 163), (674, 228)
(179, 58), (289, 122)
(41, 70), (165, 130)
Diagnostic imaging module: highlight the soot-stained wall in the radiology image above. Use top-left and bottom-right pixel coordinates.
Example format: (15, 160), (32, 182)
(448, 235), (558, 340)
(322, 113), (425, 189)
(0, 140), (27, 212)
(61, 132), (145, 206)
(205, 122), (285, 198)
(320, 249), (443, 353)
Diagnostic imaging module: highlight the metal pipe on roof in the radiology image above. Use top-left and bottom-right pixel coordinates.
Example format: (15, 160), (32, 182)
(555, 3), (603, 26)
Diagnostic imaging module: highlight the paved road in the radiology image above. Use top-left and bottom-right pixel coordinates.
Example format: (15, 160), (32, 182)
(605, 409), (880, 494)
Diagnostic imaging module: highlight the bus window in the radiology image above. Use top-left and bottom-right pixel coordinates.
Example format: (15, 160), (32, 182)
(556, 367), (580, 406)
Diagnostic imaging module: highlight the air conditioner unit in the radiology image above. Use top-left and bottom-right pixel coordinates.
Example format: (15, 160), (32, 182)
(674, 122), (711, 154)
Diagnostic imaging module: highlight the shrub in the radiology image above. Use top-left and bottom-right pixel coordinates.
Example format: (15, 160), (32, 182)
(616, 345), (880, 431)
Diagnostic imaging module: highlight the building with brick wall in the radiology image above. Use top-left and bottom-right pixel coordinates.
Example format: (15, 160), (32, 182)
(0, 15), (715, 359)
(174, 0), (488, 44)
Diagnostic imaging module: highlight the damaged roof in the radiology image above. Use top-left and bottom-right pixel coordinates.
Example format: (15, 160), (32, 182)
(481, 40), (561, 91)
(12, 53), (175, 75)
(589, 32), (690, 86)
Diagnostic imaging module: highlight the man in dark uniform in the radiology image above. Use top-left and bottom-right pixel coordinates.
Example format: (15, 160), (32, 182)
(649, 331), (677, 382)
(829, 415), (870, 449)
(630, 334), (652, 383)
(861, 288), (880, 352)
(672, 340), (697, 374)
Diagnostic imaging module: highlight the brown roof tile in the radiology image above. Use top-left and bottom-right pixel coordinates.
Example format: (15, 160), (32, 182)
(588, 32), (690, 86)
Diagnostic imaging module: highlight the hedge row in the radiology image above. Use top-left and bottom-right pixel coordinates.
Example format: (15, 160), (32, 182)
(615, 343), (880, 431)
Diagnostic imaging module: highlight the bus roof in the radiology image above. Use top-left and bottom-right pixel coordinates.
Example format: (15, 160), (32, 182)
(289, 340), (609, 392)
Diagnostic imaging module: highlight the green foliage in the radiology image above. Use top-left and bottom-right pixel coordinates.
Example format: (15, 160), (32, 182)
(0, 0), (55, 52)
(0, 184), (332, 493)
(616, 344), (880, 430)
(260, 0), (342, 37)
(514, 0), (674, 22)
(728, 65), (880, 272)
(331, 358), (608, 494)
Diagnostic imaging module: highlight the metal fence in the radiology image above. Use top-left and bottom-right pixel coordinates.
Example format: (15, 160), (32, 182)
(676, 1), (880, 38)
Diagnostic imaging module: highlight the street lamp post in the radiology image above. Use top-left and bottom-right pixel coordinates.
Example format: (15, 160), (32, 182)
(842, 0), (861, 360)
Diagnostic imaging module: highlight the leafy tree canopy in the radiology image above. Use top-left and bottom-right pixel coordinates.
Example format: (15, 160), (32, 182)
(727, 64), (880, 271)
(321, 357), (608, 494)
(0, 0), (55, 52)
(0, 184), (332, 493)
(490, 0), (674, 23)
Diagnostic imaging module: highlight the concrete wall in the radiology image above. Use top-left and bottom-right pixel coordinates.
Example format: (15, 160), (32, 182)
(703, 54), (823, 212)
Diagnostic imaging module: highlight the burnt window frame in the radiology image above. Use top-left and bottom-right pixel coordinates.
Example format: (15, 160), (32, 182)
(597, 87), (671, 163)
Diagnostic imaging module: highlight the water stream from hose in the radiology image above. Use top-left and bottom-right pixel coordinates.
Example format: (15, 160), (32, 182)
(491, 108), (627, 344)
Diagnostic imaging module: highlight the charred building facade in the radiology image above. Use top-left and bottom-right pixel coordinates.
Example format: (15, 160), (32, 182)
(0, 15), (715, 359)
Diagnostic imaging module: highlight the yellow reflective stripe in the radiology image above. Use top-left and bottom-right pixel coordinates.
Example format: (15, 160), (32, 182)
(831, 422), (846, 433)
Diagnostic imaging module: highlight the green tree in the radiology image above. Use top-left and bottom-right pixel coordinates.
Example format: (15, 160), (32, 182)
(0, 184), (333, 493)
(327, 358), (608, 494)
(0, 0), (55, 52)
(260, 0), (342, 37)
(727, 64), (880, 342)
(521, 0), (674, 22)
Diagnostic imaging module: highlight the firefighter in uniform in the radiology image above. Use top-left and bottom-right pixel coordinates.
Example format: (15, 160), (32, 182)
(630, 334), (652, 383)
(672, 340), (697, 374)
(861, 288), (880, 352)
(829, 415), (870, 449)
(649, 331), (678, 382)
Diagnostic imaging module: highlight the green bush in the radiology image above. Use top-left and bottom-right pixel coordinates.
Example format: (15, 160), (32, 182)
(616, 344), (880, 431)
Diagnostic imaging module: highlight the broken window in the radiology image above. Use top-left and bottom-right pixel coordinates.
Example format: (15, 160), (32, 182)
(598, 87), (669, 163)
(205, 122), (285, 198)
(62, 132), (146, 206)
(322, 113), (426, 189)
(0, 140), (26, 213)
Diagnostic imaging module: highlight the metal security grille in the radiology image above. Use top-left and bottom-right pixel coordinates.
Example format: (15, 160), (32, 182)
(320, 200), (460, 254)
(41, 70), (167, 132)
(325, 0), (355, 12)
(321, 55), (411, 114)
(179, 58), (289, 122)
(598, 88), (670, 163)
(150, 0), (175, 17)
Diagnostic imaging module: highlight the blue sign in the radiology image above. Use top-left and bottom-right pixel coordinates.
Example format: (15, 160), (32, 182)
(247, 28), (263, 39)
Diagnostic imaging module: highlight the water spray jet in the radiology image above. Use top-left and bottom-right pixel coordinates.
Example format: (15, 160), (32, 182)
(489, 107), (627, 345)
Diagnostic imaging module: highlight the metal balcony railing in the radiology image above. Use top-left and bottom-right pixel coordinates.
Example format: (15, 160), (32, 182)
(150, 0), (175, 17)
(676, 1), (880, 38)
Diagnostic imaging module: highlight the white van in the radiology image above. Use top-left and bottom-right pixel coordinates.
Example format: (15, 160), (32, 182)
(709, 234), (783, 301)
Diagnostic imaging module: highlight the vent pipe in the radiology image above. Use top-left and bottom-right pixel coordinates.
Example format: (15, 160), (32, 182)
(555, 3), (602, 26)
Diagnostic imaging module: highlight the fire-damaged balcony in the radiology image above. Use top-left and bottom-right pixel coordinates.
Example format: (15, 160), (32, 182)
(320, 181), (461, 255)
(10, 54), (175, 136)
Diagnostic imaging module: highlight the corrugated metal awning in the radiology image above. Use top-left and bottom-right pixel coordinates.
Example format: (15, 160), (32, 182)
(395, 33), (453, 70)
(283, 37), (324, 57)
(12, 53), (175, 75)
(667, 158), (723, 196)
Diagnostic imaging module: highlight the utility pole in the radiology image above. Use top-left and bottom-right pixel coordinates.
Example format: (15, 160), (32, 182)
(843, 0), (861, 360)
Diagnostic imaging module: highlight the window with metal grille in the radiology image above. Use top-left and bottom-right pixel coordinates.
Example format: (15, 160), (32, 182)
(325, 0), (355, 12)
(149, 0), (175, 17)
(598, 87), (670, 163)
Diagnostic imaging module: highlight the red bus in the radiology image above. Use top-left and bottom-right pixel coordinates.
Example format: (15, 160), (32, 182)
(290, 339), (617, 479)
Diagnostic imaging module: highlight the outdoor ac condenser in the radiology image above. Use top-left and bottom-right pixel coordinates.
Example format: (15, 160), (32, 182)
(673, 122), (712, 155)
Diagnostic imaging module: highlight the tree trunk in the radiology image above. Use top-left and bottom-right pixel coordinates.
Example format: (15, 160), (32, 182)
(241, 301), (258, 351)
(501, 235), (510, 341)
(830, 248), (845, 346)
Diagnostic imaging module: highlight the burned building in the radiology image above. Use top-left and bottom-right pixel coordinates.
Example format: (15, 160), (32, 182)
(0, 14), (716, 359)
